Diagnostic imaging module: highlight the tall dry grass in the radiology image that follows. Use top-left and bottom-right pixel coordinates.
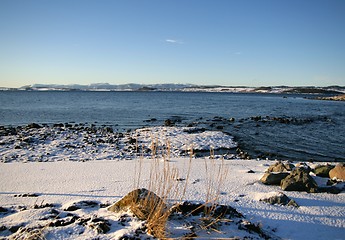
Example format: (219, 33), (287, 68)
(130, 129), (229, 238)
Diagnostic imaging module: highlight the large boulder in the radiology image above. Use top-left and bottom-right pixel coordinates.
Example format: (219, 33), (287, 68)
(280, 168), (318, 193)
(107, 188), (167, 220)
(260, 172), (289, 185)
(313, 164), (335, 178)
(329, 164), (345, 181)
(266, 161), (295, 173)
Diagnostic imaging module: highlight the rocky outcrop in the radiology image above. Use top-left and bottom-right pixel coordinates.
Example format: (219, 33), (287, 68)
(313, 164), (335, 178)
(280, 168), (318, 193)
(266, 161), (295, 173)
(260, 172), (289, 185)
(329, 164), (345, 181)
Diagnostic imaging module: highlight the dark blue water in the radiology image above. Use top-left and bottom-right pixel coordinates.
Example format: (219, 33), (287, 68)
(1, 91), (344, 162)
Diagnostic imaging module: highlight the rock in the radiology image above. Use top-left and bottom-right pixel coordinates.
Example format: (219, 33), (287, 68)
(14, 193), (39, 197)
(329, 163), (345, 181)
(170, 201), (243, 218)
(0, 206), (8, 213)
(183, 127), (206, 134)
(280, 168), (318, 192)
(107, 188), (167, 221)
(26, 123), (42, 129)
(88, 218), (111, 234)
(260, 172), (289, 185)
(318, 185), (343, 194)
(48, 216), (79, 227)
(313, 164), (335, 178)
(266, 161), (295, 173)
(53, 123), (64, 128)
(63, 200), (99, 211)
(164, 119), (174, 126)
(9, 225), (23, 233)
(259, 192), (299, 207)
(0, 226), (7, 232)
(295, 162), (312, 172)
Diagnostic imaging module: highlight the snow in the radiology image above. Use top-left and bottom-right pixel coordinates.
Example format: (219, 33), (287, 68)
(0, 126), (236, 163)
(134, 126), (237, 151)
(1, 126), (344, 239)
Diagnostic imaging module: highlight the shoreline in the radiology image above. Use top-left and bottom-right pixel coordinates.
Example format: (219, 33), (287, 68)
(1, 121), (344, 163)
(1, 123), (344, 239)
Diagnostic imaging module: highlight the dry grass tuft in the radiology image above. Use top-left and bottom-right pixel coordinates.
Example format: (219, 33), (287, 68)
(126, 131), (230, 238)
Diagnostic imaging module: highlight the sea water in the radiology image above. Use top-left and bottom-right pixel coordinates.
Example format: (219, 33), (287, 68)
(0, 91), (344, 162)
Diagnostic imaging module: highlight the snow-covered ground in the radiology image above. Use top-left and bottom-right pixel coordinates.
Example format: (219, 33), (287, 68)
(1, 126), (344, 239)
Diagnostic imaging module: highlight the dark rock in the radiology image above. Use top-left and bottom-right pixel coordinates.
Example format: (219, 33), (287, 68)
(266, 161), (295, 173)
(318, 186), (343, 194)
(0, 226), (7, 232)
(251, 116), (262, 121)
(88, 218), (111, 234)
(313, 164), (335, 178)
(183, 128), (206, 134)
(9, 225), (23, 233)
(0, 206), (8, 213)
(170, 201), (243, 218)
(280, 168), (318, 192)
(22, 136), (37, 144)
(127, 138), (136, 144)
(27, 123), (42, 129)
(259, 192), (299, 207)
(329, 163), (345, 181)
(33, 203), (55, 209)
(48, 216), (79, 227)
(238, 220), (271, 239)
(14, 193), (39, 197)
(247, 170), (255, 173)
(64, 200), (99, 211)
(295, 162), (312, 173)
(260, 172), (289, 185)
(103, 126), (113, 133)
(53, 123), (64, 128)
(164, 119), (174, 126)
(170, 201), (204, 216)
(144, 118), (157, 122)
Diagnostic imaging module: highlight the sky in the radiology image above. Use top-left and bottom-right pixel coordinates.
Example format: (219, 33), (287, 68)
(0, 0), (345, 88)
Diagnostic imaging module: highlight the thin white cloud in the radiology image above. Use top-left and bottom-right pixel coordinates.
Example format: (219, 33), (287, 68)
(165, 39), (184, 44)
(234, 51), (242, 55)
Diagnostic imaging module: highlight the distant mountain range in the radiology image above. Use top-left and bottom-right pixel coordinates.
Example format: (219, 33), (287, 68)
(1, 83), (344, 94)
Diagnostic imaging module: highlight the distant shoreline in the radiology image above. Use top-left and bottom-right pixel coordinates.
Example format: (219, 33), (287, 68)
(1, 84), (344, 95)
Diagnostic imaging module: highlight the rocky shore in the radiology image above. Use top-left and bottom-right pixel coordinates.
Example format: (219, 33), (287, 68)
(1, 122), (345, 239)
(316, 94), (345, 101)
(0, 123), (237, 163)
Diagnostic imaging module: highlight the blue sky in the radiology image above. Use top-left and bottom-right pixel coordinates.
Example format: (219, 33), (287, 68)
(1, 0), (344, 88)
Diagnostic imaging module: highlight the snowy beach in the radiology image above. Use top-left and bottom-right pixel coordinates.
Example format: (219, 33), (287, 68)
(1, 125), (344, 239)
